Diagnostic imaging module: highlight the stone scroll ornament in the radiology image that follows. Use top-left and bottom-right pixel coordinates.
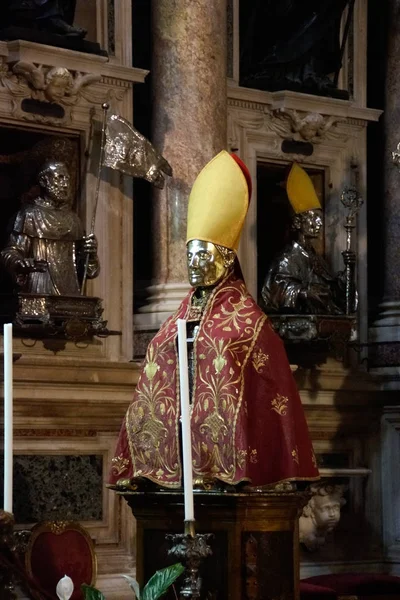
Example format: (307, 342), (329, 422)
(81, 104), (172, 293)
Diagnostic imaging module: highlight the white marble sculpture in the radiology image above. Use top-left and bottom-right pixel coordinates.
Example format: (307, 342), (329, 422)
(299, 483), (347, 551)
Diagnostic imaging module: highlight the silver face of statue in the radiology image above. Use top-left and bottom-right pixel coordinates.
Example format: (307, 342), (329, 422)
(186, 240), (227, 288)
(299, 209), (323, 238)
(40, 162), (71, 204)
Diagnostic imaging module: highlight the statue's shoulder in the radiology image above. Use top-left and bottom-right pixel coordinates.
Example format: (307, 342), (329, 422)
(12, 203), (37, 235)
(12, 198), (51, 233)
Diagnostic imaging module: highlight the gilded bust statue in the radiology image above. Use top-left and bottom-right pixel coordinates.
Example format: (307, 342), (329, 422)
(109, 151), (319, 491)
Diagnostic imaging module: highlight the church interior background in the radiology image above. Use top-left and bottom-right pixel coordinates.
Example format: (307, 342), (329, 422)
(1, 1), (400, 599)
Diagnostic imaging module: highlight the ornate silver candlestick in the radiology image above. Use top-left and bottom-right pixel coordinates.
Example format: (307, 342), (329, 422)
(340, 186), (363, 315)
(167, 521), (213, 599)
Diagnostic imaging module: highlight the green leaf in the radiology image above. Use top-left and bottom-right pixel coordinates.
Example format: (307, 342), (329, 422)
(142, 563), (185, 600)
(122, 574), (141, 600)
(81, 584), (107, 600)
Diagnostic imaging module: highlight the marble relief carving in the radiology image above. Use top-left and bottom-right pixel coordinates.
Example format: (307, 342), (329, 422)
(299, 483), (347, 551)
(0, 58), (100, 104)
(12, 62), (100, 103)
(227, 101), (344, 152)
(271, 108), (343, 143)
(0, 56), (115, 125)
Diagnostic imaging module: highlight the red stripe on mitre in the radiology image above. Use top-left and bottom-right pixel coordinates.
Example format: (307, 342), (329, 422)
(230, 152), (252, 202)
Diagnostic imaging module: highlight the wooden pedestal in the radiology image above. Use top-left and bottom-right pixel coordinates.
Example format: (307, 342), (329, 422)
(123, 490), (306, 600)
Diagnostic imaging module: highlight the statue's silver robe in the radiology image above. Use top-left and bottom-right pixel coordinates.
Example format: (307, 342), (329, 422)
(262, 240), (346, 315)
(1, 198), (90, 295)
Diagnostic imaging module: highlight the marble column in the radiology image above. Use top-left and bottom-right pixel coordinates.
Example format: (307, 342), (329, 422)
(369, 0), (400, 386)
(137, 0), (227, 328)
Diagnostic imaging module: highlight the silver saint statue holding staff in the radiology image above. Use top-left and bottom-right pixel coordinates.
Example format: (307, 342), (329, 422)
(262, 163), (358, 316)
(1, 160), (99, 296)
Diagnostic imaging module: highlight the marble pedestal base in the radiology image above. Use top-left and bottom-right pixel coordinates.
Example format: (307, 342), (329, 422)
(122, 490), (306, 600)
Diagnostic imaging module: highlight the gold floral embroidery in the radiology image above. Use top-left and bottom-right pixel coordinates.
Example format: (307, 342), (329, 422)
(311, 449), (317, 468)
(136, 415), (168, 450)
(200, 410), (228, 443)
(252, 348), (269, 373)
(292, 447), (299, 465)
(213, 290), (255, 333)
(127, 275), (268, 487)
(237, 449), (247, 469)
(213, 354), (227, 374)
(111, 454), (129, 476)
(249, 448), (258, 464)
(144, 346), (160, 381)
(271, 394), (289, 416)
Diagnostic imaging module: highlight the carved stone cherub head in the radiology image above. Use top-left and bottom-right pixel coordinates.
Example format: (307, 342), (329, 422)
(299, 483), (347, 551)
(186, 240), (235, 288)
(45, 67), (73, 102)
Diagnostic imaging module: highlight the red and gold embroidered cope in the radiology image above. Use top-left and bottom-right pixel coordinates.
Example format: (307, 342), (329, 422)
(110, 271), (319, 488)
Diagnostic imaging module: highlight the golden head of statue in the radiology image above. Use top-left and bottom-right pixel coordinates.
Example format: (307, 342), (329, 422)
(186, 150), (252, 288)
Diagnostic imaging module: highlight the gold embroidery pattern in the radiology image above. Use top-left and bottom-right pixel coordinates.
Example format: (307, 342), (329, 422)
(252, 348), (269, 373)
(249, 448), (258, 464)
(191, 279), (266, 482)
(123, 274), (281, 488)
(292, 447), (299, 465)
(213, 353), (227, 374)
(311, 448), (317, 468)
(271, 394), (289, 416)
(200, 410), (228, 443)
(143, 346), (160, 381)
(237, 449), (247, 469)
(125, 327), (181, 485)
(111, 454), (129, 476)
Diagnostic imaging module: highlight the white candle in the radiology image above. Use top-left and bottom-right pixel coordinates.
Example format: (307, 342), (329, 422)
(177, 318), (194, 522)
(3, 323), (13, 514)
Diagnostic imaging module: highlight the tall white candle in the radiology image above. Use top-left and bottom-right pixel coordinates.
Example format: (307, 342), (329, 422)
(177, 318), (194, 522)
(3, 323), (13, 514)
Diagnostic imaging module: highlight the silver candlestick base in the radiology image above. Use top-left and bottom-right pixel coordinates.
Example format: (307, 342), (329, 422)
(167, 521), (213, 599)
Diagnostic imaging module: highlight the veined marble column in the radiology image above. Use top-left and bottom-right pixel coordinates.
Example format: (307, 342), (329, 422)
(369, 0), (400, 386)
(137, 0), (227, 328)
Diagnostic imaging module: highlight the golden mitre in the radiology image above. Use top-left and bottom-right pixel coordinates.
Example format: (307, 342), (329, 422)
(186, 150), (250, 251)
(286, 162), (321, 214)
